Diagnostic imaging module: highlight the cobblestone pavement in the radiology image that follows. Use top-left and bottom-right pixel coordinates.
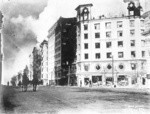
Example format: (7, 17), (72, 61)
(1, 85), (150, 114)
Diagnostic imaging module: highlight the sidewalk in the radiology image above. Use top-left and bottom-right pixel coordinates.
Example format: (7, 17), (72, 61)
(83, 85), (150, 95)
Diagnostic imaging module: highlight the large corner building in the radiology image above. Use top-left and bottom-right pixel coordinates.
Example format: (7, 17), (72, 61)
(75, 3), (149, 87)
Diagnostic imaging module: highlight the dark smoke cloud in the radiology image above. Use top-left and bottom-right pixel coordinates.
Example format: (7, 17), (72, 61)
(1, 0), (48, 83)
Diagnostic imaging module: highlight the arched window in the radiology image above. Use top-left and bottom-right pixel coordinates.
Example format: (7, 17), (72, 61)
(82, 7), (89, 20)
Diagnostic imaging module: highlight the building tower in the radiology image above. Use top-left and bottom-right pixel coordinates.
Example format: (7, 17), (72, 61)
(0, 11), (3, 85)
(127, 1), (142, 18)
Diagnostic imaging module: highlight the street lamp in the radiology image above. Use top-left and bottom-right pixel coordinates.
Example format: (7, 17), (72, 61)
(111, 55), (115, 86)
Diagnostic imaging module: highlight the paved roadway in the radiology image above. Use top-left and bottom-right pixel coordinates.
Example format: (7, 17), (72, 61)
(1, 86), (150, 114)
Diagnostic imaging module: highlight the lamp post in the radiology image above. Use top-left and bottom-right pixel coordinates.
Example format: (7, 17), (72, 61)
(68, 65), (70, 86)
(111, 55), (115, 86)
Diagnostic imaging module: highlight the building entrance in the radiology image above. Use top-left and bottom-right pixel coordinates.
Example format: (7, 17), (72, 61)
(106, 77), (113, 86)
(118, 75), (128, 86)
(84, 78), (89, 86)
(92, 76), (102, 85)
(142, 78), (146, 85)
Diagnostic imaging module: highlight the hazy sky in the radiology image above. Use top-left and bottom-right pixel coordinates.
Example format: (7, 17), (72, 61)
(0, 0), (146, 84)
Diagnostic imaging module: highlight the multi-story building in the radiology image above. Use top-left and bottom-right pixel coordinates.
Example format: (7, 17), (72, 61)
(47, 17), (76, 85)
(0, 11), (3, 85)
(75, 3), (148, 87)
(40, 40), (48, 85)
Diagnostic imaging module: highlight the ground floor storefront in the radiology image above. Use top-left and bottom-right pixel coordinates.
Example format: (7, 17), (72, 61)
(77, 73), (149, 88)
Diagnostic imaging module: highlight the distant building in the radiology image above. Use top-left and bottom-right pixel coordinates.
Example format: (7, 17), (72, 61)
(32, 46), (42, 82)
(75, 3), (148, 87)
(0, 11), (3, 85)
(47, 17), (76, 85)
(40, 40), (48, 85)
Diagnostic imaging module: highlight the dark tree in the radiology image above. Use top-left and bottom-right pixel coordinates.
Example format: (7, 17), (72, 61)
(22, 66), (29, 92)
(10, 76), (17, 86)
(32, 47), (41, 91)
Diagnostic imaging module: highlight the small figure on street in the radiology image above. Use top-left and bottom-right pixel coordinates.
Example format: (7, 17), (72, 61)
(80, 80), (82, 87)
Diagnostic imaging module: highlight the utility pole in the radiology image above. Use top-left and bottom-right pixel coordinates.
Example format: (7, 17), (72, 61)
(68, 65), (70, 86)
(112, 55), (114, 85)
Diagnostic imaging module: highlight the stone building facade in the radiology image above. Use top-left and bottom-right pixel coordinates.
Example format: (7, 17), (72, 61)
(40, 40), (49, 85)
(75, 3), (148, 87)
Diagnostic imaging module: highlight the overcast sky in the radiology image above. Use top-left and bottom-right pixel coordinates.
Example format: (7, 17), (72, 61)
(0, 0), (146, 84)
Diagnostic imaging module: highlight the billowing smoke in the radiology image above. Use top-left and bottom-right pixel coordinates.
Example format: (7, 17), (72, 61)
(1, 0), (48, 84)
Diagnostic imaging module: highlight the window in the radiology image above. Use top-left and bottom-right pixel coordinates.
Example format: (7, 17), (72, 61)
(107, 64), (112, 69)
(95, 32), (100, 38)
(131, 63), (136, 70)
(84, 43), (88, 49)
(95, 43), (100, 48)
(96, 65), (101, 70)
(141, 40), (145, 46)
(94, 23), (100, 30)
(118, 41), (123, 47)
(117, 31), (123, 37)
(107, 52), (112, 58)
(119, 64), (124, 70)
(106, 31), (111, 38)
(95, 53), (101, 59)
(131, 51), (136, 58)
(117, 21), (123, 28)
(130, 40), (135, 47)
(84, 33), (88, 39)
(105, 22), (111, 29)
(106, 42), (112, 48)
(130, 30), (135, 36)
(84, 24), (88, 30)
(140, 20), (144, 27)
(142, 51), (145, 58)
(118, 52), (124, 58)
(85, 53), (88, 59)
(130, 20), (135, 27)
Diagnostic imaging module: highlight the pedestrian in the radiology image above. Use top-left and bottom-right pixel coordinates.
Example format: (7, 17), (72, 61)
(89, 80), (92, 87)
(80, 80), (82, 87)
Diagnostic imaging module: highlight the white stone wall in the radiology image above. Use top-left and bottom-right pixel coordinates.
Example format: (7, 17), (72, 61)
(48, 34), (55, 85)
(41, 43), (48, 85)
(77, 15), (147, 87)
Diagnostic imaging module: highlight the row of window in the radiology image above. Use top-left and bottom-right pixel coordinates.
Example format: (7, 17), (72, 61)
(84, 40), (145, 49)
(84, 29), (144, 39)
(84, 51), (145, 59)
(55, 40), (61, 47)
(84, 20), (144, 30)
(83, 63), (141, 71)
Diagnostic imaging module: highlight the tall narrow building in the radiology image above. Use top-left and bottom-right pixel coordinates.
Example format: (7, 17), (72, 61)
(0, 11), (3, 85)
(40, 40), (48, 85)
(47, 17), (76, 85)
